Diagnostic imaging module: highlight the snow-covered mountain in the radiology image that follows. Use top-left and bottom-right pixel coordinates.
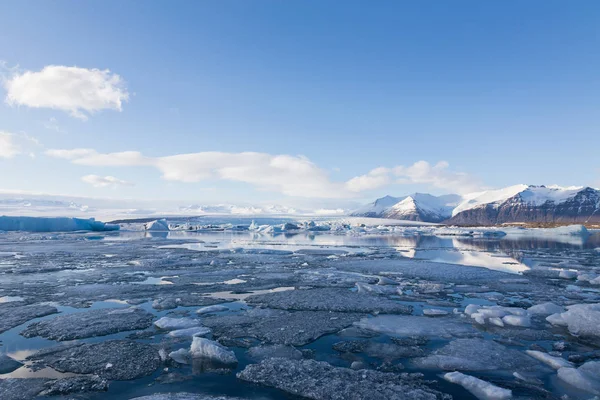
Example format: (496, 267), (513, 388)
(353, 185), (600, 225)
(351, 193), (462, 222)
(447, 185), (600, 225)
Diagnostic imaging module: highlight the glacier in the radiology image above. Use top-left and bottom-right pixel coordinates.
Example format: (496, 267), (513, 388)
(0, 216), (119, 232)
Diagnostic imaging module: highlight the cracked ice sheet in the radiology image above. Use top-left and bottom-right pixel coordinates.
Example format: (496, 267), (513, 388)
(21, 307), (154, 340)
(246, 288), (412, 314)
(237, 357), (451, 400)
(27, 340), (161, 381)
(203, 309), (365, 346)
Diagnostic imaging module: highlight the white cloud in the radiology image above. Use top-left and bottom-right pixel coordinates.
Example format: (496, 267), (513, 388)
(48, 148), (482, 197)
(0, 131), (39, 158)
(4, 65), (129, 120)
(0, 132), (20, 158)
(45, 148), (98, 160)
(81, 175), (134, 188)
(345, 167), (391, 192)
(393, 160), (482, 194)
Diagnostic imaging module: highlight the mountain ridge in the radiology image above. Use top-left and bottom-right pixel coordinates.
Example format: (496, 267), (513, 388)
(352, 185), (600, 225)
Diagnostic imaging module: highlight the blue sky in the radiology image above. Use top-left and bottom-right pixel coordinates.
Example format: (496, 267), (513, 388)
(0, 1), (599, 209)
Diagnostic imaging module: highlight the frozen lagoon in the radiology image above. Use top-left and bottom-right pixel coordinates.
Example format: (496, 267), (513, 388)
(1, 217), (600, 399)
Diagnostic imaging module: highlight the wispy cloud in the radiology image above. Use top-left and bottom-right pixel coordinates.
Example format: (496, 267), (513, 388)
(393, 161), (483, 194)
(0, 131), (39, 158)
(43, 117), (67, 133)
(3, 65), (129, 120)
(47, 148), (482, 197)
(81, 174), (134, 188)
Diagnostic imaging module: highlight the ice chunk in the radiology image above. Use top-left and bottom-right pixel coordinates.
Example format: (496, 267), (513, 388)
(0, 216), (118, 232)
(414, 338), (538, 371)
(464, 304), (529, 327)
(354, 315), (477, 338)
(154, 317), (200, 330)
(527, 302), (564, 316)
(167, 326), (212, 338)
(196, 305), (229, 315)
(190, 337), (237, 365)
(559, 269), (578, 279)
(145, 219), (169, 231)
(443, 372), (512, 400)
(557, 361), (600, 395)
(21, 307), (154, 340)
(502, 314), (531, 327)
(525, 350), (573, 369)
(546, 303), (600, 338)
(423, 309), (449, 317)
(238, 358), (450, 400)
(39, 375), (108, 396)
(169, 348), (191, 364)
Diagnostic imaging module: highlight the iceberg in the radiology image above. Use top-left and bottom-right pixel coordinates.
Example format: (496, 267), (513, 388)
(0, 216), (119, 232)
(145, 219), (169, 231)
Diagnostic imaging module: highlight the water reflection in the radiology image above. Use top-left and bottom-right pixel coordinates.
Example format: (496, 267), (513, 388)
(100, 228), (600, 275)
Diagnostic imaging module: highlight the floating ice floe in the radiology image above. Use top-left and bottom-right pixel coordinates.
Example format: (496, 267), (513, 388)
(154, 317), (201, 330)
(167, 326), (211, 338)
(21, 307), (154, 340)
(443, 371), (512, 400)
(414, 338), (538, 371)
(422, 308), (449, 317)
(0, 303), (58, 334)
(557, 361), (600, 395)
(577, 273), (600, 285)
(190, 337), (237, 365)
(27, 340), (161, 380)
(525, 350), (573, 369)
(246, 288), (412, 315)
(527, 302), (565, 316)
(354, 315), (477, 338)
(237, 358), (450, 400)
(0, 216), (119, 232)
(464, 304), (531, 327)
(196, 305), (229, 315)
(546, 303), (600, 338)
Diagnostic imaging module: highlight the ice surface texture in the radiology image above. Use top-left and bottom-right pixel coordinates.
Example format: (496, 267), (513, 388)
(27, 340), (161, 380)
(237, 357), (451, 400)
(21, 307), (154, 340)
(246, 288), (412, 314)
(443, 372), (512, 400)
